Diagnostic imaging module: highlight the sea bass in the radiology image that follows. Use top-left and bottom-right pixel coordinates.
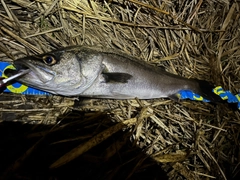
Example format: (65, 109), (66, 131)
(5, 46), (221, 101)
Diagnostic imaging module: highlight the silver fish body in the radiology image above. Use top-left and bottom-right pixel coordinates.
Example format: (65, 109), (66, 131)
(7, 46), (220, 101)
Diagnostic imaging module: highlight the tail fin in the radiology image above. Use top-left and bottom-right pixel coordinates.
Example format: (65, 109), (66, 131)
(176, 79), (239, 110)
(194, 80), (224, 102)
(195, 80), (240, 110)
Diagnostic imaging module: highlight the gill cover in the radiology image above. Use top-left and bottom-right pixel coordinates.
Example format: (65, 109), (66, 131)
(10, 47), (105, 95)
(43, 50), (105, 95)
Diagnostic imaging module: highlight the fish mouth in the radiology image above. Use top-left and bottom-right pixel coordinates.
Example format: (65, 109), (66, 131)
(4, 60), (55, 85)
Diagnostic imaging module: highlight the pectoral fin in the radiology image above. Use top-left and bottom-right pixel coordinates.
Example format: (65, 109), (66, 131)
(102, 72), (132, 83)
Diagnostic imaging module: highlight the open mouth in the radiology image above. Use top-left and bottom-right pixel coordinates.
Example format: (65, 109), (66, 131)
(4, 61), (55, 84)
(3, 68), (20, 77)
(3, 68), (30, 83)
(4, 61), (32, 76)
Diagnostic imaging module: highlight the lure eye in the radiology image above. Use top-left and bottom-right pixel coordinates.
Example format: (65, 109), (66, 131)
(43, 55), (57, 65)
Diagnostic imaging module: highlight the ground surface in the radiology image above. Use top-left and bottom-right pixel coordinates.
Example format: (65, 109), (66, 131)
(0, 0), (240, 179)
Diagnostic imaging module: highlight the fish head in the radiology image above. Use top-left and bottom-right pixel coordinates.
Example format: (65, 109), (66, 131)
(5, 47), (102, 96)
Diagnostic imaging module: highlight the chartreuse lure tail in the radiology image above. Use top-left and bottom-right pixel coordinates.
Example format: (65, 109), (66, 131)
(177, 86), (240, 110)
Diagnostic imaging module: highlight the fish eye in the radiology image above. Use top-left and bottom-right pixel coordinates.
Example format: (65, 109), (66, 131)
(43, 55), (57, 65)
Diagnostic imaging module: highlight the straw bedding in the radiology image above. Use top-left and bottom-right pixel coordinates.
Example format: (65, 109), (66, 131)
(0, 0), (239, 179)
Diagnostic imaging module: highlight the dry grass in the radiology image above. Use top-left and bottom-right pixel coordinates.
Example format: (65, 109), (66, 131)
(0, 0), (240, 179)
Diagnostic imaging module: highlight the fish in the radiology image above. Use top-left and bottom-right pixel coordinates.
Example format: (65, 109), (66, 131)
(4, 46), (222, 101)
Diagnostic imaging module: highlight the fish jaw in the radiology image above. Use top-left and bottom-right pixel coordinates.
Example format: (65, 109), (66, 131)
(12, 60), (55, 86)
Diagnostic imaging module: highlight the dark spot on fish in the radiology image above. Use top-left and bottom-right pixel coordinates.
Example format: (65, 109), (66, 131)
(102, 72), (132, 83)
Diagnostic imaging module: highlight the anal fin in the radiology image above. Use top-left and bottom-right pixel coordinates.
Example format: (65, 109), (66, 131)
(169, 94), (181, 101)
